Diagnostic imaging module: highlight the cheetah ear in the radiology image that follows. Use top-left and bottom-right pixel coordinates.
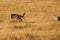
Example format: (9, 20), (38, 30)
(23, 13), (25, 17)
(24, 13), (25, 15)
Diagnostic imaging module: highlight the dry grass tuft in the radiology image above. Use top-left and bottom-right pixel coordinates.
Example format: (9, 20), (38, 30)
(25, 33), (41, 40)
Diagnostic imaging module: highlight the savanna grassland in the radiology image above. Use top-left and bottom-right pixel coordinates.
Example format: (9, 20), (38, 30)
(0, 0), (60, 40)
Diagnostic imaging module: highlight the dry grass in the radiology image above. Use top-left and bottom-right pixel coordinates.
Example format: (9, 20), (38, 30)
(0, 0), (60, 40)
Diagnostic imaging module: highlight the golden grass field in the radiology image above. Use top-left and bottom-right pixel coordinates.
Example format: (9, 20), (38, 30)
(0, 0), (60, 40)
